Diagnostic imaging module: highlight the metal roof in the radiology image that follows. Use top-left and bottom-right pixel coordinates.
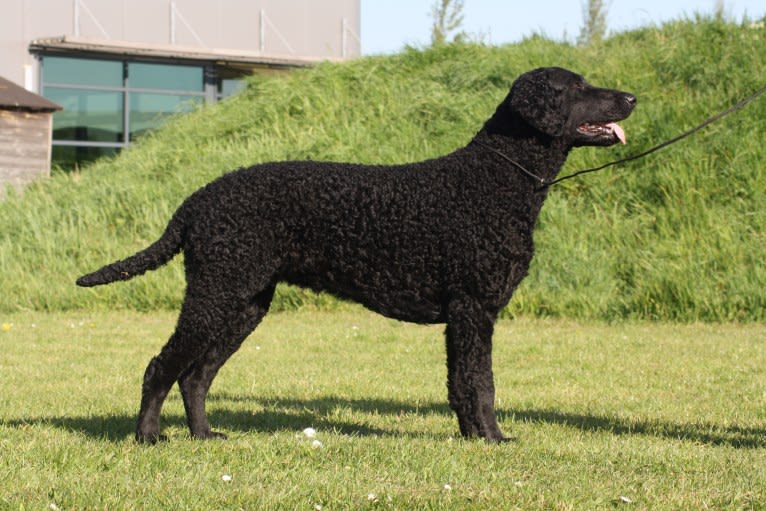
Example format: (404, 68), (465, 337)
(0, 75), (62, 112)
(29, 35), (332, 69)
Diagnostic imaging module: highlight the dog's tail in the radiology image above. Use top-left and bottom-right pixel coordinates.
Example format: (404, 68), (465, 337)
(76, 208), (186, 288)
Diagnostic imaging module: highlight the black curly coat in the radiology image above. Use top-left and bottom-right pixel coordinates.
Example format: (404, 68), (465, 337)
(78, 67), (636, 443)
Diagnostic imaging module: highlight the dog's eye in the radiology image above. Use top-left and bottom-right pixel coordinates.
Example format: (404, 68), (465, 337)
(572, 81), (585, 90)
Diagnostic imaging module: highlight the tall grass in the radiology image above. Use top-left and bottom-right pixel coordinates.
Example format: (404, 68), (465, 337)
(1, 18), (765, 320)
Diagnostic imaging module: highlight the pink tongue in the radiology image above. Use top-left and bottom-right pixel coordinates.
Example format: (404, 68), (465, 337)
(608, 122), (626, 144)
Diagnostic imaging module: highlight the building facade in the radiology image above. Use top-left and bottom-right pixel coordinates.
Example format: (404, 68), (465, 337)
(1, 0), (360, 168)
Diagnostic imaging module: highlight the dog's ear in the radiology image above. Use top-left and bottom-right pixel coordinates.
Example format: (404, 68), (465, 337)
(508, 69), (567, 137)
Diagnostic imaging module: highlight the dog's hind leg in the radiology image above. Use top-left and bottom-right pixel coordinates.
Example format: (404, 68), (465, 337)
(445, 297), (506, 443)
(177, 285), (275, 440)
(135, 265), (270, 444)
(135, 306), (215, 442)
(135, 321), (206, 443)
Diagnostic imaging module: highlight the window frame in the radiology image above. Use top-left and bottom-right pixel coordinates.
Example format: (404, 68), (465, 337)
(40, 54), (226, 161)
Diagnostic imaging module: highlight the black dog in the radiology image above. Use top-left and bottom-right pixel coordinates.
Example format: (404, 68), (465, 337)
(78, 67), (636, 443)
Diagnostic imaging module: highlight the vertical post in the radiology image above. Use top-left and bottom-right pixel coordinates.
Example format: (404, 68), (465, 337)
(342, 18), (347, 58)
(73, 0), (80, 36)
(259, 9), (265, 52)
(170, 1), (176, 44)
(204, 65), (217, 104)
(122, 61), (129, 146)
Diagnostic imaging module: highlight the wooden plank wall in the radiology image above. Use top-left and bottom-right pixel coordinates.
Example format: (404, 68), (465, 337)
(0, 109), (52, 196)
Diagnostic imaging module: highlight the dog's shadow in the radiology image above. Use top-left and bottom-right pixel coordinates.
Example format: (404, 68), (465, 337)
(4, 395), (764, 448)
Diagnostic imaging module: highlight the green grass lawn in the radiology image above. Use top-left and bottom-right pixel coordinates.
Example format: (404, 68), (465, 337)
(1, 310), (764, 509)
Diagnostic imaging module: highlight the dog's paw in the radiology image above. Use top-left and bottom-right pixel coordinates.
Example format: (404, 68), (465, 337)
(192, 430), (228, 441)
(485, 435), (516, 444)
(135, 432), (169, 445)
(480, 427), (515, 444)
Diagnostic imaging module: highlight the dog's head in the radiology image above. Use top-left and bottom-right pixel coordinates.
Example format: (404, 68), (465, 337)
(499, 67), (636, 147)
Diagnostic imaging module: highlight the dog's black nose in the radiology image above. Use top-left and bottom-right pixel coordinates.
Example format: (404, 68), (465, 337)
(624, 93), (637, 106)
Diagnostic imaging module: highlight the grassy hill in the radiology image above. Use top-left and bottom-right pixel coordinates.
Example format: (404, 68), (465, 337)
(1, 18), (765, 321)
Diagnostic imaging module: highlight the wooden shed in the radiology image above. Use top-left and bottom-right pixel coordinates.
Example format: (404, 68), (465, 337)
(0, 75), (62, 196)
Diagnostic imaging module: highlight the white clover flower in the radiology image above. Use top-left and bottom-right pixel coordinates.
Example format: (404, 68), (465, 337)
(303, 427), (317, 438)
(222, 474), (233, 482)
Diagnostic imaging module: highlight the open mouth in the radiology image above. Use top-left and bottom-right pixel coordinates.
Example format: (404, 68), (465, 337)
(577, 122), (626, 144)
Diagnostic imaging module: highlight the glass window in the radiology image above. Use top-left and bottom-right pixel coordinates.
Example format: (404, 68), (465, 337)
(52, 145), (120, 170)
(129, 92), (203, 140)
(219, 78), (246, 98)
(43, 56), (122, 87)
(45, 87), (123, 143)
(216, 67), (250, 99)
(128, 62), (203, 92)
(41, 55), (219, 169)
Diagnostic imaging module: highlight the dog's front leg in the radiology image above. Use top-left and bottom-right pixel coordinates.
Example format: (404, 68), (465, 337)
(445, 298), (507, 442)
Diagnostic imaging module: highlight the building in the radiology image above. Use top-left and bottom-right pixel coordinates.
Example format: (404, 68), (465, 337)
(0, 75), (62, 194)
(1, 0), (360, 168)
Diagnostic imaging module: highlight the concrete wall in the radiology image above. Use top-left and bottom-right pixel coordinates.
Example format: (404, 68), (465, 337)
(0, 0), (361, 88)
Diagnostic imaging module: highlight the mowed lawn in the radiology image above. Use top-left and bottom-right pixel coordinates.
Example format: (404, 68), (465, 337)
(1, 310), (764, 510)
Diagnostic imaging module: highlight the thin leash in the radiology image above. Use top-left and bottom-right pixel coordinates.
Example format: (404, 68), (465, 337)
(475, 82), (766, 190)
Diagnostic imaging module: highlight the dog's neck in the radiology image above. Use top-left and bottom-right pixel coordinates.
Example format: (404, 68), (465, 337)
(469, 126), (572, 185)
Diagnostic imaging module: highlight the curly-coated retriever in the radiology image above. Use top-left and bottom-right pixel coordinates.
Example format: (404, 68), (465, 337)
(78, 67), (636, 443)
